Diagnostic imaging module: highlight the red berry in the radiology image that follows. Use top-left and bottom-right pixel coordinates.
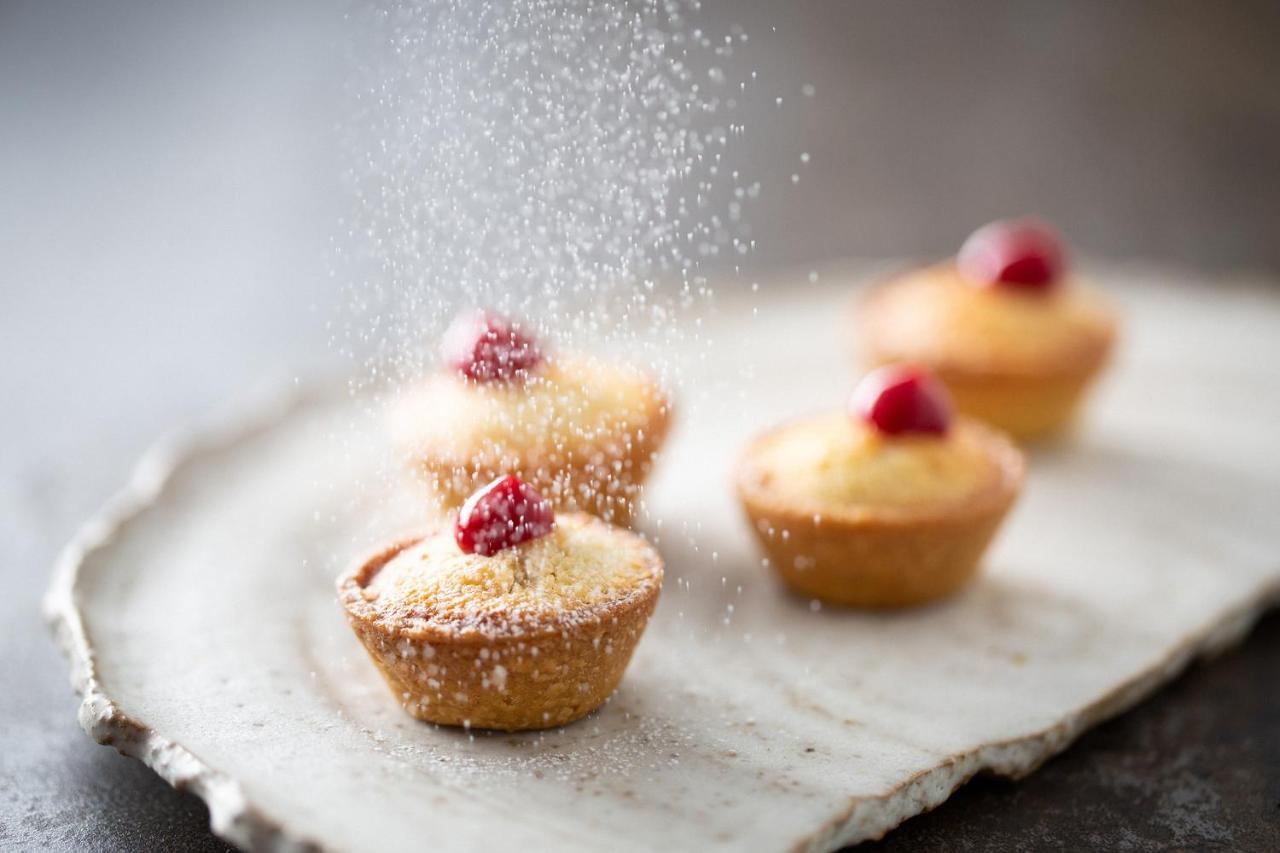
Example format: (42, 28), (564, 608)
(957, 218), (1065, 290)
(455, 475), (555, 556)
(851, 365), (953, 436)
(442, 310), (543, 382)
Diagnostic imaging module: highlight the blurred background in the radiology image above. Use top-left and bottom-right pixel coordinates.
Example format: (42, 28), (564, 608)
(3, 1), (1278, 850)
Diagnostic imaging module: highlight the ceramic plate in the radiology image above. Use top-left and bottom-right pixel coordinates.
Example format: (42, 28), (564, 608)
(48, 269), (1280, 851)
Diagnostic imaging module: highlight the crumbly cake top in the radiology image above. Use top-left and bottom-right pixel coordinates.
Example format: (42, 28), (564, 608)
(388, 354), (666, 464)
(744, 412), (999, 511)
(359, 513), (660, 632)
(867, 263), (1115, 375)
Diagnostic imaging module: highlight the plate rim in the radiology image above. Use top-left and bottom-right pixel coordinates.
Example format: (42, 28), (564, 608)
(43, 386), (336, 853)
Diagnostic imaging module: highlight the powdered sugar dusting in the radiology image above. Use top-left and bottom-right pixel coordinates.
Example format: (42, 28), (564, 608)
(329, 0), (758, 543)
(338, 0), (754, 392)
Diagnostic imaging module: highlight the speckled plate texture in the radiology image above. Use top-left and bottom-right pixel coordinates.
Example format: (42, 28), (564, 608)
(47, 268), (1280, 851)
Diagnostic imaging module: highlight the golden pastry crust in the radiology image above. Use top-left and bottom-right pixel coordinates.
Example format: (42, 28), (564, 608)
(860, 264), (1118, 439)
(926, 368), (1100, 440)
(736, 416), (1024, 608)
(337, 513), (663, 731)
(390, 355), (672, 526)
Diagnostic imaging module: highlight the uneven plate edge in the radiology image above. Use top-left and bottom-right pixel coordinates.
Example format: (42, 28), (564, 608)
(40, 383), (1280, 853)
(808, 579), (1280, 851)
(42, 384), (334, 853)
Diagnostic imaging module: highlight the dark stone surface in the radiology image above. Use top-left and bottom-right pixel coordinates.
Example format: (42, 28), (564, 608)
(862, 612), (1280, 852)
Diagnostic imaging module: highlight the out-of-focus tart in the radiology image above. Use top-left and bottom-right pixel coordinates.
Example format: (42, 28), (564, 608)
(338, 476), (663, 731)
(861, 218), (1118, 439)
(389, 310), (671, 526)
(736, 366), (1024, 608)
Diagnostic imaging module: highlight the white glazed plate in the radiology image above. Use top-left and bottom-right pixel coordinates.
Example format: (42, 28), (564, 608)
(48, 269), (1280, 851)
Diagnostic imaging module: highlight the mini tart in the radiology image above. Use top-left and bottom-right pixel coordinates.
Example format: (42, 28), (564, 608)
(861, 263), (1118, 439)
(390, 355), (671, 526)
(736, 413), (1024, 608)
(337, 512), (663, 731)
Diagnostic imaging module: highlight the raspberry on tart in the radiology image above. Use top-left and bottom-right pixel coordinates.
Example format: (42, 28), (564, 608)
(390, 309), (672, 526)
(338, 476), (663, 731)
(454, 474), (555, 556)
(850, 364), (953, 437)
(736, 368), (1024, 608)
(957, 218), (1064, 291)
(860, 218), (1117, 440)
(441, 309), (544, 383)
